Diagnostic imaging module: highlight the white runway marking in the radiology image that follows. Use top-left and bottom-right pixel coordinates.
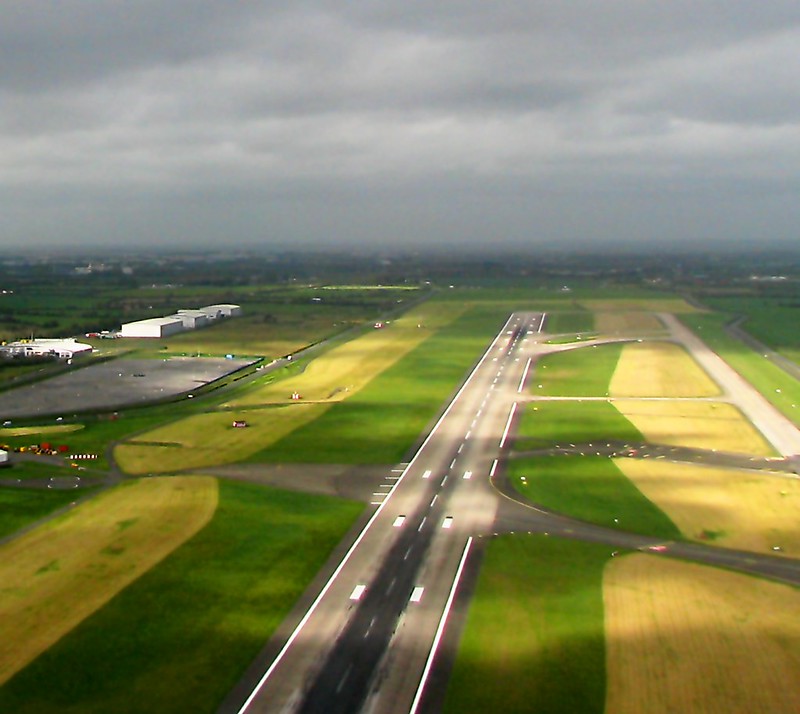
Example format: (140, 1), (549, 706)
(393, 516), (406, 527)
(517, 357), (532, 393)
(418, 517), (427, 532)
(463, 471), (472, 480)
(499, 402), (517, 448)
(410, 586), (425, 603)
(422, 470), (432, 479)
(489, 459), (498, 477)
(350, 585), (366, 601)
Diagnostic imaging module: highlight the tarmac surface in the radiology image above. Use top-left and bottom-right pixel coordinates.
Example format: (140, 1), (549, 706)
(0, 356), (254, 419)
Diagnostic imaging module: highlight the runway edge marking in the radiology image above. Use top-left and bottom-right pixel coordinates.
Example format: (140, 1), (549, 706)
(235, 314), (517, 713)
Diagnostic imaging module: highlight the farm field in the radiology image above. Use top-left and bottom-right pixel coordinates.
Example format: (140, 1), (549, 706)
(0, 480), (363, 714)
(604, 555), (800, 714)
(609, 342), (719, 397)
(444, 536), (610, 714)
(0, 476), (218, 685)
(616, 459), (800, 555)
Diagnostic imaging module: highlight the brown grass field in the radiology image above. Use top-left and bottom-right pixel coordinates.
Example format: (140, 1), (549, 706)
(594, 311), (666, 334)
(0, 476), (217, 685)
(616, 459), (800, 555)
(0, 424), (84, 437)
(604, 554), (800, 714)
(609, 342), (720, 397)
(614, 401), (775, 456)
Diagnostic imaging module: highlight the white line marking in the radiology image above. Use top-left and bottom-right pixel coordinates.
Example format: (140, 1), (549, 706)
(450, 458), (457, 469)
(336, 664), (352, 693)
(517, 357), (532, 393)
(465, 430), (471, 440)
(236, 314), (516, 713)
(393, 516), (406, 527)
(409, 537), (473, 714)
(457, 444), (463, 454)
(410, 586), (425, 603)
(470, 420), (477, 428)
(422, 470), (431, 479)
(463, 471), (472, 480)
(430, 495), (438, 507)
(538, 313), (546, 333)
(387, 577), (397, 594)
(418, 516), (427, 532)
(404, 546), (413, 560)
(442, 517), (454, 529)
(370, 501), (383, 505)
(350, 584), (366, 600)
(489, 459), (498, 477)
(499, 402), (517, 448)
(441, 475), (448, 486)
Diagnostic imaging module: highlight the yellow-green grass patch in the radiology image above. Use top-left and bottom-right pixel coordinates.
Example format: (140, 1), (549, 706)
(594, 311), (665, 334)
(0, 424), (84, 438)
(115, 404), (328, 474)
(614, 400), (774, 456)
(226, 302), (465, 408)
(0, 476), (217, 685)
(581, 298), (701, 313)
(604, 555), (800, 714)
(609, 342), (720, 397)
(616, 459), (800, 555)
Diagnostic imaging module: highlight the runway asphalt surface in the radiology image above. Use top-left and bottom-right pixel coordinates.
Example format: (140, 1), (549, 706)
(225, 309), (800, 714)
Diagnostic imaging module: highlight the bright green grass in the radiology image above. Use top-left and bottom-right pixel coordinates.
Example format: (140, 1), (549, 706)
(0, 462), (77, 481)
(515, 401), (643, 450)
(252, 305), (512, 463)
(508, 456), (680, 539)
(533, 343), (624, 397)
(545, 311), (595, 334)
(444, 535), (610, 714)
(681, 312), (800, 427)
(0, 487), (86, 540)
(0, 479), (363, 714)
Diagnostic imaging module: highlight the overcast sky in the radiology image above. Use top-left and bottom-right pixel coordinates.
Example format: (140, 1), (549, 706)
(2, 1), (798, 253)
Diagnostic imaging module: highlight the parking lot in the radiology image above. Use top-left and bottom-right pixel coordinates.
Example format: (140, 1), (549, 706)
(0, 357), (254, 419)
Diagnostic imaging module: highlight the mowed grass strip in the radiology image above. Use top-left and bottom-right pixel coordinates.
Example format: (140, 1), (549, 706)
(0, 480), (363, 714)
(252, 305), (513, 464)
(604, 555), (800, 714)
(545, 311), (595, 334)
(0, 424), (84, 438)
(615, 400), (775, 456)
(115, 403), (328, 474)
(444, 535), (610, 714)
(580, 298), (700, 313)
(616, 459), (800, 555)
(609, 342), (720, 397)
(0, 488), (86, 540)
(533, 343), (624, 397)
(514, 400), (642, 450)
(227, 301), (465, 407)
(508, 456), (680, 539)
(0, 476), (217, 686)
(594, 311), (665, 334)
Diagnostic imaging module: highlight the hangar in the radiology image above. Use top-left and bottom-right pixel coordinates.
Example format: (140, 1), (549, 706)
(200, 304), (242, 319)
(0, 338), (93, 360)
(119, 317), (184, 338)
(173, 310), (209, 329)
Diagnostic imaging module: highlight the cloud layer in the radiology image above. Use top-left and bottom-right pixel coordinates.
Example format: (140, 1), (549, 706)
(2, 1), (799, 251)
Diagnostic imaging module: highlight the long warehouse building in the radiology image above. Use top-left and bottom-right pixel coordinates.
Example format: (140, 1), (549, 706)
(119, 317), (184, 338)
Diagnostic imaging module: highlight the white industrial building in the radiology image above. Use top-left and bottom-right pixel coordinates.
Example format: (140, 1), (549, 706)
(0, 338), (93, 359)
(200, 304), (242, 319)
(119, 317), (184, 338)
(173, 310), (209, 329)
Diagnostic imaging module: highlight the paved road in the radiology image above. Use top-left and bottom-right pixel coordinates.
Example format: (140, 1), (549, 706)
(224, 309), (800, 714)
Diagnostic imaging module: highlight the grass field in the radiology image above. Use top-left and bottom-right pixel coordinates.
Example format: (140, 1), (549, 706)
(514, 401), (643, 450)
(508, 456), (680, 539)
(616, 459), (800, 555)
(0, 462), (81, 481)
(0, 480), (362, 714)
(609, 342), (720, 397)
(615, 400), (775, 456)
(544, 311), (594, 334)
(594, 311), (665, 334)
(0, 477), (217, 686)
(251, 304), (513, 463)
(0, 424), (83, 438)
(533, 343), (624, 397)
(0, 488), (88, 540)
(604, 554), (800, 714)
(579, 298), (700, 313)
(681, 312), (800, 427)
(444, 535), (610, 714)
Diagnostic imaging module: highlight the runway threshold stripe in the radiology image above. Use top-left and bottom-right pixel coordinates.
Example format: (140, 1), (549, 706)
(235, 314), (516, 714)
(409, 537), (474, 714)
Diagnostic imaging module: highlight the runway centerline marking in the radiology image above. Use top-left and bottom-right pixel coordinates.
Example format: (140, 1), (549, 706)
(430, 495), (438, 507)
(441, 475), (448, 486)
(418, 516), (427, 532)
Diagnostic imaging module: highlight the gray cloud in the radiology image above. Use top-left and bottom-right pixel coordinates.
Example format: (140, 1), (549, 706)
(1, 1), (799, 251)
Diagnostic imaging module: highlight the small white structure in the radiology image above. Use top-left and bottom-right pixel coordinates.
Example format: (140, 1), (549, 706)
(1, 338), (92, 360)
(0, 449), (8, 466)
(173, 310), (209, 329)
(119, 317), (184, 338)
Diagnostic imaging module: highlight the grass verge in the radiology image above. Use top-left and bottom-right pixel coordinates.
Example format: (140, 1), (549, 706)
(533, 343), (624, 396)
(0, 479), (363, 714)
(508, 456), (680, 540)
(0, 487), (86, 541)
(444, 535), (610, 714)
